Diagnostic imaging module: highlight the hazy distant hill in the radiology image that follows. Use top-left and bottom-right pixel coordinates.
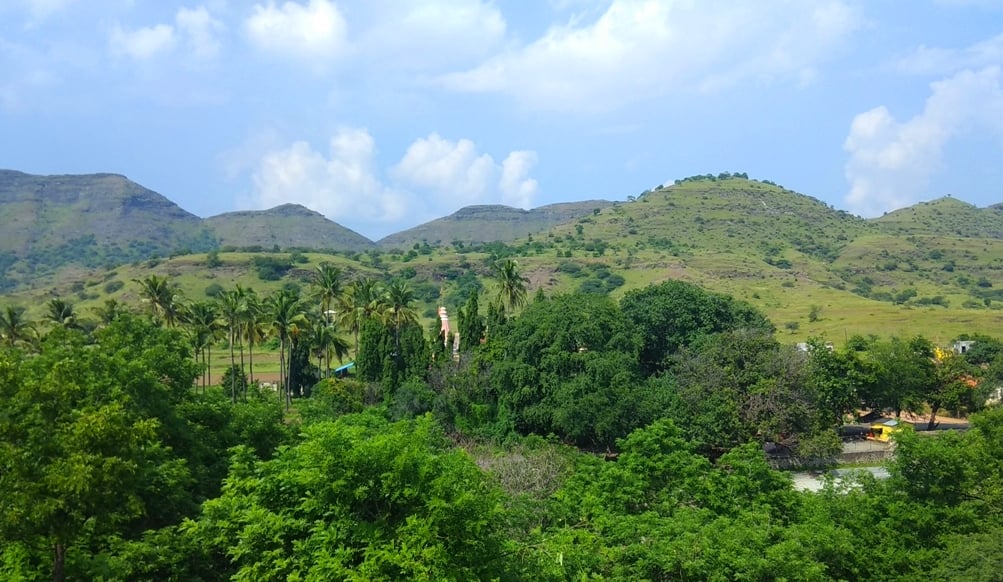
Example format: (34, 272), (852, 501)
(0, 170), (216, 289)
(378, 200), (614, 248)
(205, 204), (374, 252)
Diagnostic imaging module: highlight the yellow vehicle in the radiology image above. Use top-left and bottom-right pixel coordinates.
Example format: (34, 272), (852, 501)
(867, 419), (903, 442)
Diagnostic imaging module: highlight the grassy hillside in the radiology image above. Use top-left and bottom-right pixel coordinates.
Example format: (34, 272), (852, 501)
(377, 200), (614, 248)
(873, 196), (1003, 238)
(205, 203), (374, 252)
(5, 174), (1003, 345)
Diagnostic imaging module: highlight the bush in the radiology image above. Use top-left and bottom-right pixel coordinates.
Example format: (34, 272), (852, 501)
(104, 280), (125, 294)
(300, 378), (366, 423)
(251, 255), (292, 281)
(220, 365), (248, 397)
(205, 250), (221, 268)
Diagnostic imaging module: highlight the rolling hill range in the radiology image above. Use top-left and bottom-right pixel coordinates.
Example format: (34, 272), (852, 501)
(0, 170), (614, 292)
(377, 200), (615, 248)
(5, 170), (1003, 343)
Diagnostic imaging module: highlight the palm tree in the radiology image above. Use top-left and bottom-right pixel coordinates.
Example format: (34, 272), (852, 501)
(45, 297), (79, 329)
(311, 263), (344, 325)
(0, 305), (34, 348)
(382, 280), (418, 363)
(218, 288), (247, 403)
(135, 274), (182, 327)
(308, 316), (350, 378)
(338, 277), (382, 356)
(492, 259), (529, 311)
(185, 301), (221, 391)
(242, 289), (265, 385)
(266, 289), (307, 410)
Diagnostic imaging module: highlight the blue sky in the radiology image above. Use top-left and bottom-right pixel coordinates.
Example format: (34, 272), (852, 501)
(2, 0), (1003, 239)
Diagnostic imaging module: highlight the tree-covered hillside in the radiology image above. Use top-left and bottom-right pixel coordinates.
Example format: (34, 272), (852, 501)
(2, 267), (1002, 580)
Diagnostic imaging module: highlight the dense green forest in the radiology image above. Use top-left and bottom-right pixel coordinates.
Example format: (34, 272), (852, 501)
(2, 264), (1002, 580)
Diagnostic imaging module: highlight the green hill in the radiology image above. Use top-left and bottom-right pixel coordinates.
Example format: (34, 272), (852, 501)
(873, 196), (1003, 238)
(205, 204), (374, 252)
(377, 200), (614, 248)
(0, 170), (216, 291)
(6, 171), (1003, 343)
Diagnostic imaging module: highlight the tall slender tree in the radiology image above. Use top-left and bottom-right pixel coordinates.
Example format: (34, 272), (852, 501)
(184, 300), (221, 391)
(339, 277), (382, 356)
(457, 290), (484, 353)
(242, 289), (265, 385)
(382, 280), (418, 363)
(311, 263), (344, 325)
(266, 289), (307, 410)
(234, 284), (250, 378)
(218, 289), (247, 403)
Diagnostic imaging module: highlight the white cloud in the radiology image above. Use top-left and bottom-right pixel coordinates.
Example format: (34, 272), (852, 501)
(392, 133), (539, 209)
(245, 0), (348, 62)
(176, 6), (225, 60)
(439, 0), (862, 112)
(843, 67), (1003, 217)
(358, 0), (506, 72)
(110, 23), (177, 60)
(393, 134), (497, 204)
(499, 151), (539, 209)
(251, 127), (406, 225)
(895, 33), (1003, 76)
(109, 5), (225, 62)
(248, 130), (540, 235)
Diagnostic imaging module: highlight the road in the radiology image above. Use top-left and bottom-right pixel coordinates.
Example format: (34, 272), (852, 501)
(792, 466), (890, 492)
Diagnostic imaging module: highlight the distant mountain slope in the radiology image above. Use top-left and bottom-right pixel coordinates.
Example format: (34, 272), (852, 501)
(0, 170), (209, 249)
(0, 170), (217, 290)
(871, 197), (1003, 238)
(378, 200), (614, 248)
(205, 204), (374, 252)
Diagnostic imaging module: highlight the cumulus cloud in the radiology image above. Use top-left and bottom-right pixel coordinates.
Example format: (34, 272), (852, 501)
(499, 151), (539, 209)
(248, 130), (540, 235)
(392, 133), (539, 209)
(109, 5), (224, 62)
(245, 0), (348, 62)
(843, 67), (1003, 217)
(393, 134), (497, 204)
(439, 0), (862, 112)
(251, 127), (406, 225)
